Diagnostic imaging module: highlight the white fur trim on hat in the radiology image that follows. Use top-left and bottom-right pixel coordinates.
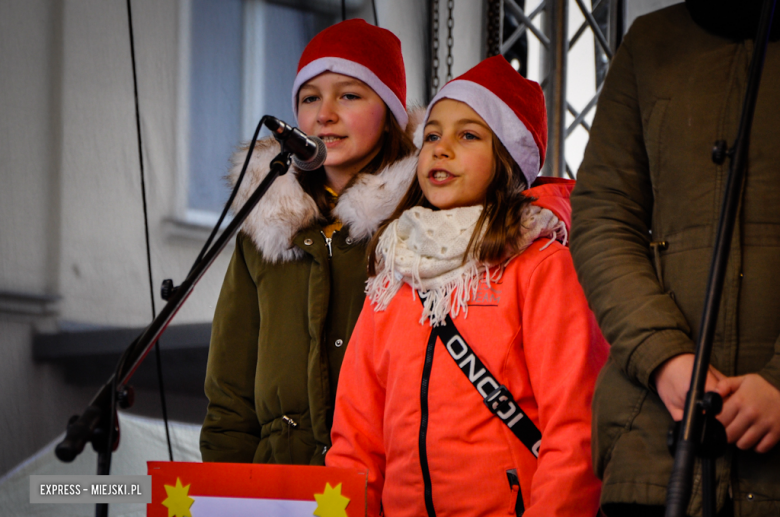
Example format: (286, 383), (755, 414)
(422, 80), (541, 186)
(292, 57), (408, 130)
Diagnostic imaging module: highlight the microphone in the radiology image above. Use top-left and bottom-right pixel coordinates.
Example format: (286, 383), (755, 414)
(263, 116), (327, 171)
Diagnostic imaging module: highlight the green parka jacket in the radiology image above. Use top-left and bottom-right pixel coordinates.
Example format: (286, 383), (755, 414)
(200, 138), (416, 465)
(570, 5), (780, 516)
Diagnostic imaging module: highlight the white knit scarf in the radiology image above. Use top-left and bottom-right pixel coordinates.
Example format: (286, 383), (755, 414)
(366, 204), (568, 326)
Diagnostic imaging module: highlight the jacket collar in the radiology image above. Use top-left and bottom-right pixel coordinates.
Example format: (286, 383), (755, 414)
(524, 177), (575, 238)
(228, 137), (417, 263)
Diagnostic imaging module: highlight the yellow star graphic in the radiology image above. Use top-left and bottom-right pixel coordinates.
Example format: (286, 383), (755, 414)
(313, 482), (350, 517)
(161, 477), (195, 517)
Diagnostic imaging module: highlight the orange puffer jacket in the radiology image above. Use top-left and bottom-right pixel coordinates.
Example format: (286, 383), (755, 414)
(327, 180), (608, 516)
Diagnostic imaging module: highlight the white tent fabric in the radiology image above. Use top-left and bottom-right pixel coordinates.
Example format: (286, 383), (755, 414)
(0, 412), (201, 517)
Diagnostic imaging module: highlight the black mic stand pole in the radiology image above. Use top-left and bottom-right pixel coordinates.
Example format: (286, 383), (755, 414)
(664, 1), (776, 516)
(54, 116), (296, 517)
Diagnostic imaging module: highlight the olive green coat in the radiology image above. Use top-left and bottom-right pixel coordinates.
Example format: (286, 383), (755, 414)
(200, 138), (416, 465)
(570, 5), (780, 516)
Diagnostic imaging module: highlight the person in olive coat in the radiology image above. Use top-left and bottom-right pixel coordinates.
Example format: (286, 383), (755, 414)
(570, 2), (780, 516)
(200, 20), (418, 466)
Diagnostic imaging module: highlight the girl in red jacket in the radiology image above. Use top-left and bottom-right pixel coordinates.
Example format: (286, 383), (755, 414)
(326, 56), (608, 516)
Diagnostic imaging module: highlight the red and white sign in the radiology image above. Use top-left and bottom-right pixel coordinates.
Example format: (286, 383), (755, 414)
(147, 461), (367, 517)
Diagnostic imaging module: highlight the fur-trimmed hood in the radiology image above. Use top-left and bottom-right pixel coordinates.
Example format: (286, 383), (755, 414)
(228, 137), (418, 263)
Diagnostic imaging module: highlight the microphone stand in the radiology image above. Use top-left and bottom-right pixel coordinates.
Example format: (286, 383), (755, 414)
(54, 116), (297, 517)
(664, 1), (776, 516)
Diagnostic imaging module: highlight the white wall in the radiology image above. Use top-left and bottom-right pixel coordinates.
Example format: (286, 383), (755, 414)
(1, 0), (230, 329)
(0, 0), (75, 478)
(54, 0), (229, 328)
(0, 0), (232, 477)
(449, 1), (486, 82)
(376, 0), (430, 107)
(378, 0), (485, 106)
(0, 0), (61, 297)
(565, 0), (600, 176)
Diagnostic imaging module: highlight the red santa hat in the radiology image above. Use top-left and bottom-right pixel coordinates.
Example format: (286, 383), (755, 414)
(292, 19), (408, 129)
(419, 56), (547, 186)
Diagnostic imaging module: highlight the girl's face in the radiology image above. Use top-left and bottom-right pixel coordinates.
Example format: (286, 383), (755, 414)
(417, 99), (496, 210)
(297, 72), (387, 190)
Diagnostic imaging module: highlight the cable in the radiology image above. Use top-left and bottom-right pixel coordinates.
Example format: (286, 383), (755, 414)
(372, 0), (378, 26)
(126, 0), (173, 462)
(342, 0), (346, 21)
(187, 116), (267, 277)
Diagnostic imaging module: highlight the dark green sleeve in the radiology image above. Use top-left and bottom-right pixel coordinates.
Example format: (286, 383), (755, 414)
(759, 334), (780, 392)
(569, 31), (695, 389)
(200, 233), (262, 462)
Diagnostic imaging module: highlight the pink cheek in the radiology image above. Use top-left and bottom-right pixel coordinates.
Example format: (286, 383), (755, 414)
(353, 122), (383, 147)
(416, 156), (431, 180)
(297, 112), (315, 136)
(361, 106), (387, 133)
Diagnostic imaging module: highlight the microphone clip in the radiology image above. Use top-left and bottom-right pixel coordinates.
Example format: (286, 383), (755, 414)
(160, 279), (179, 301)
(263, 116), (326, 171)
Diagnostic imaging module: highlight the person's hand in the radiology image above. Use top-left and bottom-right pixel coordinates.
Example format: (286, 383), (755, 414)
(652, 353), (725, 421)
(714, 374), (780, 453)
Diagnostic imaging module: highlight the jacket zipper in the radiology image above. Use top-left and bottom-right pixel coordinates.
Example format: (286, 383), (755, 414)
(649, 240), (667, 287)
(320, 230), (336, 257)
(282, 415), (297, 463)
(507, 469), (524, 516)
(419, 329), (437, 516)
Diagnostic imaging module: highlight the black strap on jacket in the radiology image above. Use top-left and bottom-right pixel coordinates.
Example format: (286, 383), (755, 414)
(429, 313), (542, 458)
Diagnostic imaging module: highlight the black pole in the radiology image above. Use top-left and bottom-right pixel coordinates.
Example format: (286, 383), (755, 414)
(664, 1), (777, 516)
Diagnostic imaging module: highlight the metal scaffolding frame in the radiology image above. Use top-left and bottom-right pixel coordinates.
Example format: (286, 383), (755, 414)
(487, 0), (625, 178)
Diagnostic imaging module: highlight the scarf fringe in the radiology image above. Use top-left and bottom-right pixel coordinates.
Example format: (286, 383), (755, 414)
(368, 258), (504, 327)
(540, 219), (568, 250)
(418, 264), (504, 326)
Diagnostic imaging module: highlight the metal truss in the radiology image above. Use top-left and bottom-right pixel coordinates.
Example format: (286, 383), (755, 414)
(487, 0), (624, 178)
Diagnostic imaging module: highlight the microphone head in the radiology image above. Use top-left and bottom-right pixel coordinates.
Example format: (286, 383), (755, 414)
(293, 136), (327, 171)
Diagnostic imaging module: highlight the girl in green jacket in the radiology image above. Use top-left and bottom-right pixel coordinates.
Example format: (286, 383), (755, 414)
(200, 19), (418, 466)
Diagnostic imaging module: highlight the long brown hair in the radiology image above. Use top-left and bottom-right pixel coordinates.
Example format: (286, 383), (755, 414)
(297, 108), (416, 222)
(367, 133), (534, 276)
